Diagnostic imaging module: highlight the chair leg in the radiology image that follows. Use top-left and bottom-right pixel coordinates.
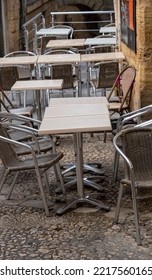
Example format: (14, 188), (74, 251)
(103, 131), (107, 143)
(23, 90), (27, 108)
(113, 151), (120, 181)
(43, 172), (51, 196)
(6, 171), (19, 200)
(131, 185), (141, 245)
(35, 168), (49, 216)
(55, 162), (66, 195)
(0, 167), (8, 193)
(114, 181), (124, 223)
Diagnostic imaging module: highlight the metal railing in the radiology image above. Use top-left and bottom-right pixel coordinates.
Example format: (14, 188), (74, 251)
(50, 10), (115, 37)
(22, 13), (45, 51)
(22, 10), (115, 52)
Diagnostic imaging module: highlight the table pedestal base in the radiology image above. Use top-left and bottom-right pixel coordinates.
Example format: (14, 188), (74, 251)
(56, 196), (110, 215)
(62, 163), (104, 176)
(55, 176), (105, 193)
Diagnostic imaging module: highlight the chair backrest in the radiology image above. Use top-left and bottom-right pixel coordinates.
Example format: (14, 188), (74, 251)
(38, 36), (55, 54)
(4, 51), (36, 79)
(4, 51), (36, 57)
(87, 44), (114, 54)
(115, 127), (152, 178)
(95, 34), (116, 39)
(44, 49), (76, 55)
(116, 104), (152, 133)
(0, 66), (19, 91)
(43, 49), (76, 88)
(118, 66), (136, 109)
(52, 64), (73, 89)
(97, 62), (119, 89)
(0, 122), (19, 167)
(108, 65), (136, 111)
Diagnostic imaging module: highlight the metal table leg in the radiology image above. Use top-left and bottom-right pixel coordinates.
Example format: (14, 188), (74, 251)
(56, 132), (110, 215)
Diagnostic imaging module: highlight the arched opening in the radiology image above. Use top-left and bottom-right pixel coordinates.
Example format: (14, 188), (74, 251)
(55, 4), (103, 38)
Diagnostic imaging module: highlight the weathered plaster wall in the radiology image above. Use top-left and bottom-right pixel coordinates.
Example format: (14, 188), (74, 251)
(4, 0), (56, 52)
(121, 0), (152, 111)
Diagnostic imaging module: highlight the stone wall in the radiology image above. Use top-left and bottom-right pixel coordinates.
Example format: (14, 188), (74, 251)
(5, 0), (20, 52)
(4, 0), (56, 52)
(4, 0), (114, 51)
(121, 0), (152, 111)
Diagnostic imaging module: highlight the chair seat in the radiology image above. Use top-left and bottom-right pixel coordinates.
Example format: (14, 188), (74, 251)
(16, 138), (52, 155)
(109, 102), (127, 111)
(10, 106), (35, 115)
(8, 152), (63, 171)
(8, 129), (32, 141)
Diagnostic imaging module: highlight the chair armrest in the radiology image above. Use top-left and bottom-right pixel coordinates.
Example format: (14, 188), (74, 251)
(0, 112), (41, 127)
(0, 135), (39, 167)
(113, 131), (134, 174)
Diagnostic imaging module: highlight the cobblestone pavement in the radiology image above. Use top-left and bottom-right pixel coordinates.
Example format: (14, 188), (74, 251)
(1, 132), (152, 260)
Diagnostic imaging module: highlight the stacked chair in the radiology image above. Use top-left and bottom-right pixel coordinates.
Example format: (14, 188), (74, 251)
(0, 112), (66, 216)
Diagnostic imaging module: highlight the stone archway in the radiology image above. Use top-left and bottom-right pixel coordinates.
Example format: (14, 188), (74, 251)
(54, 1), (114, 38)
(56, 0), (114, 11)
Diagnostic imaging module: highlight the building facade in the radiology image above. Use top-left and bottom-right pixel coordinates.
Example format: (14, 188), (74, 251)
(0, 0), (152, 110)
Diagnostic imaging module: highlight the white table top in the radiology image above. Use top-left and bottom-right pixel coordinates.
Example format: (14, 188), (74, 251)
(46, 38), (86, 49)
(37, 53), (81, 64)
(81, 52), (125, 62)
(39, 98), (111, 134)
(84, 37), (117, 46)
(0, 56), (38, 65)
(36, 28), (71, 36)
(44, 103), (109, 118)
(11, 79), (63, 91)
(99, 26), (116, 34)
(39, 114), (111, 134)
(49, 96), (109, 106)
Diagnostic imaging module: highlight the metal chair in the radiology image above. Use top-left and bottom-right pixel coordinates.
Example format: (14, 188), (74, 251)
(103, 65), (136, 142)
(4, 51), (36, 107)
(42, 49), (79, 103)
(0, 122), (65, 216)
(107, 65), (136, 115)
(112, 105), (152, 181)
(113, 127), (152, 245)
(89, 61), (119, 96)
(0, 66), (35, 117)
(36, 36), (55, 55)
(0, 112), (65, 190)
(0, 112), (55, 151)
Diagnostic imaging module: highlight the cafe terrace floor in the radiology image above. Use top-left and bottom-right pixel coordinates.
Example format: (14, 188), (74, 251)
(1, 131), (152, 259)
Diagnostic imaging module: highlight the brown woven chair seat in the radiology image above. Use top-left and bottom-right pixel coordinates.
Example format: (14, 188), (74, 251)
(8, 152), (63, 171)
(15, 138), (52, 155)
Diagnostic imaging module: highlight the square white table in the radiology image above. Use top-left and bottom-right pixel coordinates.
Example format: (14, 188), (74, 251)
(49, 96), (109, 106)
(81, 52), (125, 63)
(84, 37), (117, 46)
(11, 79), (63, 121)
(0, 56), (38, 65)
(46, 38), (86, 49)
(36, 28), (71, 38)
(37, 53), (81, 64)
(99, 26), (116, 34)
(38, 97), (111, 214)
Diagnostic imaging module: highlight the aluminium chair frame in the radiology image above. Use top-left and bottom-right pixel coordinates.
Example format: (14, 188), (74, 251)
(113, 104), (152, 181)
(0, 123), (65, 216)
(113, 126), (152, 245)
